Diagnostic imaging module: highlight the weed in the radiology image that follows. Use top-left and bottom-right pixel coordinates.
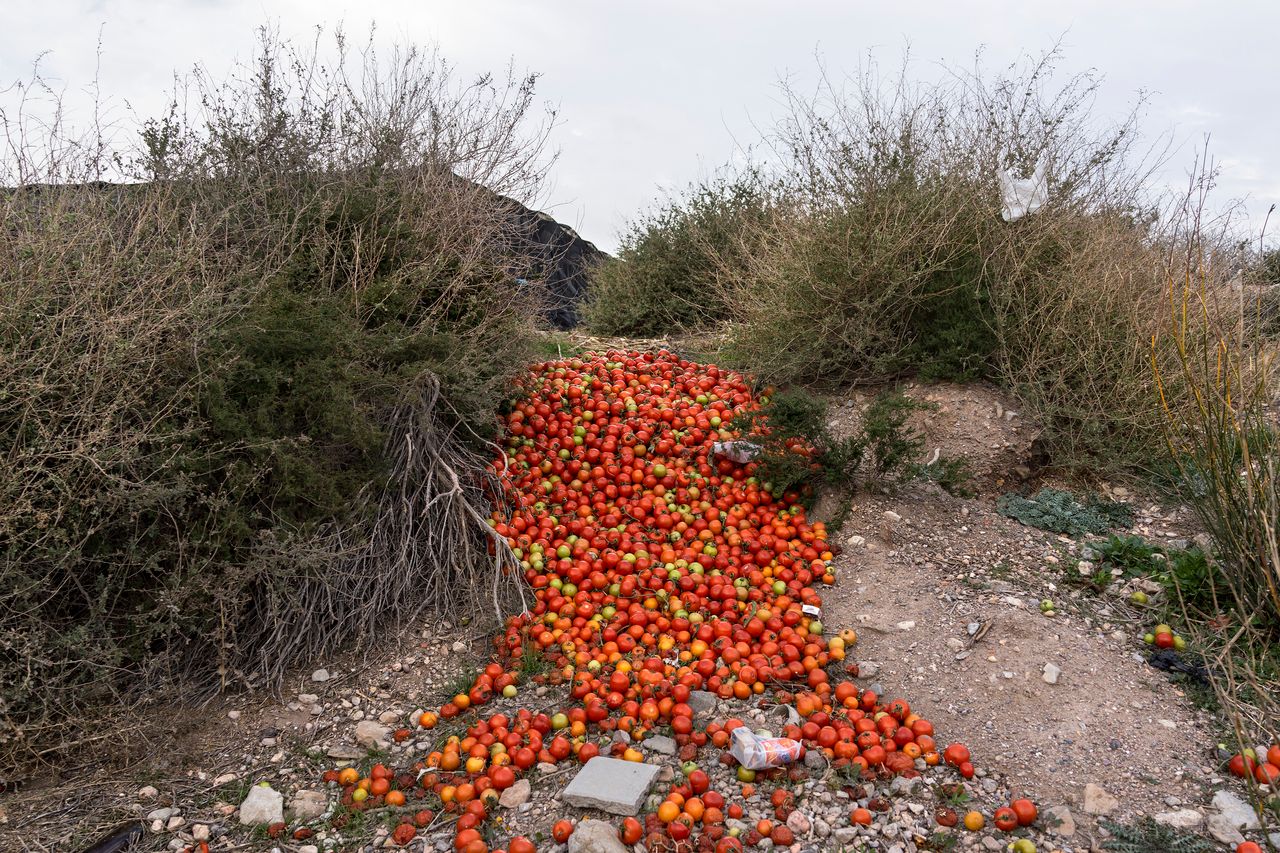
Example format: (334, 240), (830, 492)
(916, 455), (975, 497)
(1099, 818), (1213, 853)
(443, 664), (480, 700)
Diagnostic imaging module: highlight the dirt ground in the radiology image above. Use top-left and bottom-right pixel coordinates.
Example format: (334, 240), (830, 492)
(0, 377), (1239, 852)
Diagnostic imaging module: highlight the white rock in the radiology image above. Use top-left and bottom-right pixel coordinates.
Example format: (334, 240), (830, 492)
(298, 693), (319, 704)
(499, 779), (531, 808)
(226, 710), (240, 720)
(238, 783), (284, 826)
(165, 816), (185, 832)
(146, 807), (176, 822)
(1042, 662), (1061, 684)
(354, 721), (391, 749)
(212, 773), (238, 786)
(137, 785), (159, 800)
(191, 824), (210, 841)
(896, 621), (916, 631)
(452, 641), (468, 653)
(567, 818), (629, 853)
(1154, 809), (1203, 829)
(1211, 789), (1260, 830)
(311, 668), (331, 682)
(1082, 783), (1118, 815)
(289, 789), (328, 821)
(378, 711), (401, 725)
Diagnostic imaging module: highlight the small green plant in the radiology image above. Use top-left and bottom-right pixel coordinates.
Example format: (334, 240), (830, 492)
(861, 392), (927, 479)
(1099, 818), (1214, 853)
(443, 663), (480, 699)
(731, 388), (927, 502)
(916, 455), (974, 497)
(517, 646), (549, 680)
(997, 488), (1134, 536)
(1092, 534), (1163, 576)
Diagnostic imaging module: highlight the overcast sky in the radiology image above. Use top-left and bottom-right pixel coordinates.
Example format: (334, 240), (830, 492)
(3, 1), (1276, 252)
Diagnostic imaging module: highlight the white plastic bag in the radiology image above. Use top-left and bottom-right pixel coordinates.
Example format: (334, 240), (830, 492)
(712, 441), (761, 464)
(728, 726), (803, 770)
(997, 156), (1048, 222)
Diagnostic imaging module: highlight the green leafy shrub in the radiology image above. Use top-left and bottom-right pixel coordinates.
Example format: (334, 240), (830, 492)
(730, 388), (926, 501)
(584, 172), (772, 336)
(996, 488), (1134, 536)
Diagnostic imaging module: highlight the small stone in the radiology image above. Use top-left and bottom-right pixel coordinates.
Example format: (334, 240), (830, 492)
(786, 811), (811, 835)
(192, 824), (210, 842)
(1153, 809), (1203, 829)
(226, 710), (240, 720)
(147, 808), (176, 823)
(688, 691), (717, 717)
(1210, 789), (1260, 830)
(847, 535), (866, 547)
(1042, 662), (1061, 684)
(311, 669), (330, 683)
(561, 757), (661, 816)
(896, 621), (916, 631)
(137, 785), (159, 800)
(298, 847), (319, 853)
(239, 783), (284, 826)
(1207, 814), (1246, 846)
(643, 736), (676, 755)
(354, 721), (391, 749)
(166, 816), (185, 832)
(981, 838), (1002, 852)
(327, 744), (363, 760)
(452, 641), (468, 653)
(298, 693), (318, 704)
(499, 779), (531, 808)
(1083, 783), (1118, 815)
(212, 773), (237, 786)
(1157, 719), (1177, 729)
(377, 711), (400, 725)
(814, 818), (831, 838)
(804, 750), (826, 770)
(289, 790), (328, 822)
(567, 817), (629, 853)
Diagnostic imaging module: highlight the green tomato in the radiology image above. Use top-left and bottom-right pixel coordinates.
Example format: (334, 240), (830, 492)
(681, 761), (698, 776)
(1173, 635), (1187, 651)
(736, 766), (756, 783)
(551, 713), (569, 729)
(1130, 591), (1149, 605)
(502, 685), (518, 698)
(1143, 633), (1155, 644)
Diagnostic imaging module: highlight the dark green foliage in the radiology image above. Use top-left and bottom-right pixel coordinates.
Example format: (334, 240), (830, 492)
(860, 393), (927, 479)
(731, 388), (925, 501)
(584, 174), (771, 336)
(996, 488), (1134, 536)
(1099, 819), (1214, 853)
(917, 455), (976, 497)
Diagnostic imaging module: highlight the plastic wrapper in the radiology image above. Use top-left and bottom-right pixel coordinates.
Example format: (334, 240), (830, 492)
(729, 725), (803, 770)
(997, 156), (1048, 222)
(712, 441), (761, 464)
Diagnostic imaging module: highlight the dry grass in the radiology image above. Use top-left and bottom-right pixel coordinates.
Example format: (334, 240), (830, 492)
(1155, 200), (1280, 831)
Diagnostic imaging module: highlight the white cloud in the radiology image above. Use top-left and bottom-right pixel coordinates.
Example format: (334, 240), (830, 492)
(2, 0), (1276, 251)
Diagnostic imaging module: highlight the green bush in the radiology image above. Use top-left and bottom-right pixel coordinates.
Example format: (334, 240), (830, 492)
(649, 50), (1188, 470)
(0, 30), (547, 768)
(730, 388), (926, 501)
(584, 173), (772, 336)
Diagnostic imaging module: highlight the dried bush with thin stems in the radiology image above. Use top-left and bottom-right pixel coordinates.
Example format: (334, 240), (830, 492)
(679, 47), (1197, 468)
(1155, 189), (1280, 832)
(1, 26), (552, 771)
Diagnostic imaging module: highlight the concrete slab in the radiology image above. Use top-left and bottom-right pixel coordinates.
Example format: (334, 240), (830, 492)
(561, 756), (661, 816)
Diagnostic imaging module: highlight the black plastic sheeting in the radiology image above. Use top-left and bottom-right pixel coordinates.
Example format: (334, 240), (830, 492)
(504, 200), (607, 330)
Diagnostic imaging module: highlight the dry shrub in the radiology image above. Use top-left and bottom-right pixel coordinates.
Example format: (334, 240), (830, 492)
(1156, 215), (1280, 830)
(710, 49), (1189, 468)
(0, 28), (550, 770)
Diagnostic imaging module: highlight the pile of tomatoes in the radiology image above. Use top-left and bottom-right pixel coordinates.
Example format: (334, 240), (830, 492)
(318, 351), (1028, 852)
